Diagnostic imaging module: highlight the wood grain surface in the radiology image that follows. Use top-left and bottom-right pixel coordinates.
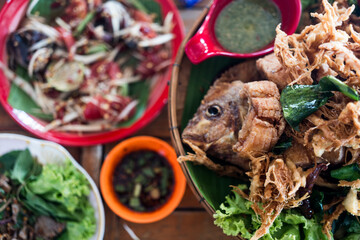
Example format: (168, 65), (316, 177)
(0, 0), (235, 239)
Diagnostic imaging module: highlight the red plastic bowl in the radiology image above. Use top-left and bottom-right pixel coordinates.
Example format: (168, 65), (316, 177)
(185, 0), (301, 64)
(0, 0), (184, 146)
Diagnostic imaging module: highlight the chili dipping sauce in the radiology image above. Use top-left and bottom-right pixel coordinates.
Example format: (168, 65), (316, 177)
(112, 150), (174, 212)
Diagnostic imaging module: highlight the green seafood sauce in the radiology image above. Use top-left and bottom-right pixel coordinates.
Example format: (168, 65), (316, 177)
(214, 0), (281, 53)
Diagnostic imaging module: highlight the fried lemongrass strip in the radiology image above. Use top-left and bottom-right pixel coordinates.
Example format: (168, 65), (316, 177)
(0, 62), (39, 105)
(322, 203), (345, 239)
(56, 123), (112, 132)
(231, 185), (250, 200)
(116, 100), (138, 122)
(43, 111), (79, 132)
(338, 179), (360, 188)
(138, 33), (174, 47)
(250, 202), (285, 240)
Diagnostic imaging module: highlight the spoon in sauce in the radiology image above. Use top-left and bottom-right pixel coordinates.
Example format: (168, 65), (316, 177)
(185, 0), (302, 64)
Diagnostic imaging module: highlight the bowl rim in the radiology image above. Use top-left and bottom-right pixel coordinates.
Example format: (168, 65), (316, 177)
(0, 0), (185, 146)
(100, 136), (186, 223)
(0, 133), (105, 240)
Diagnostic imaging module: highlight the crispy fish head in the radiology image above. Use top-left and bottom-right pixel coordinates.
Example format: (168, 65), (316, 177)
(181, 80), (285, 173)
(182, 80), (250, 170)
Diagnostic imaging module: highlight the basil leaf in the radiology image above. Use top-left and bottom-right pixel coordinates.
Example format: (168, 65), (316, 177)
(280, 84), (333, 130)
(280, 76), (358, 129)
(11, 149), (34, 183)
(330, 163), (360, 181)
(29, 0), (67, 22)
(0, 150), (22, 174)
(319, 76), (359, 101)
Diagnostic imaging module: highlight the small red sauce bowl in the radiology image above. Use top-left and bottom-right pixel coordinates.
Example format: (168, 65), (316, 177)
(185, 0), (302, 64)
(100, 136), (186, 223)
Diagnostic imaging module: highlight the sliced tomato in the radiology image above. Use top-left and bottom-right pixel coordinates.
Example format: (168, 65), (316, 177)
(91, 60), (122, 81)
(56, 27), (76, 59)
(83, 95), (133, 121)
(83, 102), (102, 120)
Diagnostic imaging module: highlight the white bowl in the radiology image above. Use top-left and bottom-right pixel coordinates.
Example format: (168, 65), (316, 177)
(0, 133), (105, 240)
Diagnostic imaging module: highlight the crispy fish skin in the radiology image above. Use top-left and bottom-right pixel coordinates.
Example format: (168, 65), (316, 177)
(234, 81), (285, 159)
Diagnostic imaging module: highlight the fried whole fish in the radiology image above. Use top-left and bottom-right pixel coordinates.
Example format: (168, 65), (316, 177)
(180, 77), (285, 175)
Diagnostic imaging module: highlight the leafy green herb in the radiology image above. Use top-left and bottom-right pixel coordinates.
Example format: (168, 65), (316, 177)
(117, 81), (150, 128)
(0, 150), (21, 173)
(127, 0), (162, 23)
(330, 163), (360, 181)
(127, 0), (149, 14)
(319, 76), (359, 101)
(8, 83), (53, 121)
(272, 138), (292, 155)
(280, 76), (359, 130)
(74, 11), (96, 37)
(28, 0), (67, 21)
(7, 66), (53, 120)
(280, 84), (332, 130)
(301, 0), (318, 10)
(11, 149), (40, 184)
(86, 43), (109, 55)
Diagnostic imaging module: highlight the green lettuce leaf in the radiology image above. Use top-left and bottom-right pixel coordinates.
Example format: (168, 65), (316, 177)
(26, 160), (90, 214)
(19, 158), (96, 239)
(214, 187), (329, 240)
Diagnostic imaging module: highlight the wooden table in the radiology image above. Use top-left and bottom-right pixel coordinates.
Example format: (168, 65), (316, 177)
(0, 1), (234, 239)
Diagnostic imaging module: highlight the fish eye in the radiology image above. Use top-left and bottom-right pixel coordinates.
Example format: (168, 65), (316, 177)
(206, 105), (222, 118)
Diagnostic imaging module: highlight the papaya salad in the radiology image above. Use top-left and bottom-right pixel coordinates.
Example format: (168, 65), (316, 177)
(1, 0), (173, 132)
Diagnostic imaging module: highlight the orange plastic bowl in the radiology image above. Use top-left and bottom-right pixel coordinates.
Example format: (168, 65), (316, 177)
(100, 136), (186, 223)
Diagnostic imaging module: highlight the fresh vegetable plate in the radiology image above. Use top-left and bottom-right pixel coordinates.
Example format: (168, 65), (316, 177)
(0, 133), (105, 239)
(0, 0), (184, 146)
